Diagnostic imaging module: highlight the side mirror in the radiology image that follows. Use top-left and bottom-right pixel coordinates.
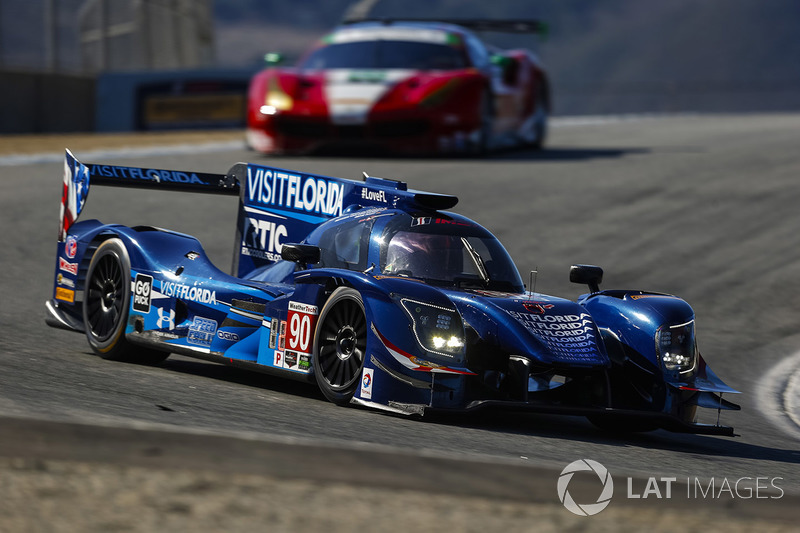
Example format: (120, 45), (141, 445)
(264, 52), (284, 66)
(281, 243), (320, 265)
(570, 264), (603, 293)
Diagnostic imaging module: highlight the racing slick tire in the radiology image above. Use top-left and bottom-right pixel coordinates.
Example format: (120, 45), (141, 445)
(525, 85), (548, 150)
(313, 287), (367, 406)
(83, 238), (169, 365)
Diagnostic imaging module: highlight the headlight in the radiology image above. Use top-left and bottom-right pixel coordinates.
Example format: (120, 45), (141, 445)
(656, 320), (696, 373)
(264, 78), (293, 112)
(400, 298), (465, 358)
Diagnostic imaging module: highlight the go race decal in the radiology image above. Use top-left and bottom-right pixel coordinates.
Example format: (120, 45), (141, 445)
(132, 274), (153, 313)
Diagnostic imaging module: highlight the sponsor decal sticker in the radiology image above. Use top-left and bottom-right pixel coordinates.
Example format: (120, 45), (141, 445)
(217, 330), (240, 342)
(187, 317), (218, 347)
(132, 274), (153, 313)
(274, 350), (284, 368)
(287, 301), (319, 355)
(360, 367), (374, 399)
(505, 310), (602, 361)
(268, 318), (279, 349)
(59, 257), (78, 276)
(246, 167), (344, 217)
(65, 235), (78, 258)
(161, 281), (217, 305)
(360, 188), (387, 203)
(284, 350), (298, 370)
(55, 287), (75, 303)
(523, 302), (555, 314)
(57, 274), (75, 288)
(90, 164), (207, 185)
(243, 217), (287, 259)
(156, 307), (175, 330)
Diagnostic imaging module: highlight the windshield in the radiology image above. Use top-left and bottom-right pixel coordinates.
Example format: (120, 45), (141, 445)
(379, 214), (524, 292)
(299, 41), (469, 70)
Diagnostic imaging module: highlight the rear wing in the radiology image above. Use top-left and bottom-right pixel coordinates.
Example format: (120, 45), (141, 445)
(340, 17), (548, 35)
(60, 150), (458, 278)
(59, 149), (238, 241)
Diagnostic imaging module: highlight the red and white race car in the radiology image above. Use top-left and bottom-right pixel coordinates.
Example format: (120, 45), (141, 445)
(246, 19), (550, 155)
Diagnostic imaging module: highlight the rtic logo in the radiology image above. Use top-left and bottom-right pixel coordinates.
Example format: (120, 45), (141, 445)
(247, 218), (287, 253)
(133, 274), (153, 313)
(558, 459), (614, 516)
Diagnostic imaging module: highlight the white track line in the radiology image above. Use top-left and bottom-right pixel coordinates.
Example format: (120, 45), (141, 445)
(0, 140), (246, 167)
(754, 350), (800, 440)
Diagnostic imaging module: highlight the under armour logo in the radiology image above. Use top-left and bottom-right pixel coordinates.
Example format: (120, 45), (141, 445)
(157, 307), (175, 330)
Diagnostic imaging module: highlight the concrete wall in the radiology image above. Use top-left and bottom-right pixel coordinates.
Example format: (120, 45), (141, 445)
(0, 71), (95, 134)
(95, 69), (254, 132)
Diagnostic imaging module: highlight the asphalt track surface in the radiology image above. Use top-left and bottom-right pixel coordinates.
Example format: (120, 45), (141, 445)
(1, 114), (799, 531)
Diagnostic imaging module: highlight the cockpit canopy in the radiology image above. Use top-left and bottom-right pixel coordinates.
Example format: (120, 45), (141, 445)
(303, 209), (524, 293)
(379, 213), (524, 292)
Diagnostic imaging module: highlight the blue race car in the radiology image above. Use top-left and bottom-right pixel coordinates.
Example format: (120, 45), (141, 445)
(47, 150), (740, 434)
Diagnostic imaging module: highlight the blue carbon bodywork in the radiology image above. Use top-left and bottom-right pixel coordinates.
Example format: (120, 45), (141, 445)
(46, 150), (740, 435)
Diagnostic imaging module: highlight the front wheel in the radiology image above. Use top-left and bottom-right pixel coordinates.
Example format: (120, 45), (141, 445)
(83, 238), (169, 365)
(312, 287), (368, 405)
(523, 85), (548, 150)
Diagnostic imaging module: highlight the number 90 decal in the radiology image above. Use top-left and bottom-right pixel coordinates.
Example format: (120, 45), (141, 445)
(286, 301), (319, 354)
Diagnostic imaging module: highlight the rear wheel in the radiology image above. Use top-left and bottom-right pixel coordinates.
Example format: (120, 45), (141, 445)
(83, 238), (169, 364)
(313, 287), (367, 405)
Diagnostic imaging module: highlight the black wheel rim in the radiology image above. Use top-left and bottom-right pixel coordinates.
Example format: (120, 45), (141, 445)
(317, 299), (367, 391)
(86, 253), (125, 341)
